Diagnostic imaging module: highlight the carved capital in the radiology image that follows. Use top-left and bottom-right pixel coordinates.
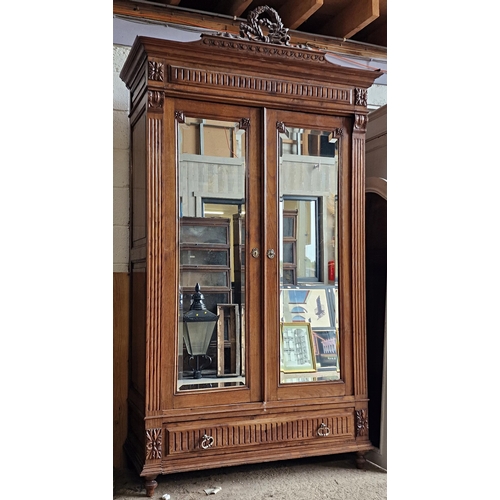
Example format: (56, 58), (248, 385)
(354, 114), (367, 132)
(276, 121), (287, 134)
(148, 61), (164, 82)
(355, 409), (369, 437)
(148, 91), (164, 110)
(146, 428), (162, 460)
(355, 88), (368, 107)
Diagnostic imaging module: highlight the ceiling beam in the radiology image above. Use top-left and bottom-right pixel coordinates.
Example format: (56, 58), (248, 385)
(113, 1), (386, 59)
(279, 0), (323, 30)
(320, 0), (379, 39)
(226, 0), (254, 18)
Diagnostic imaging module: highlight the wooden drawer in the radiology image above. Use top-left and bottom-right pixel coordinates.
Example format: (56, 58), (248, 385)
(164, 410), (355, 456)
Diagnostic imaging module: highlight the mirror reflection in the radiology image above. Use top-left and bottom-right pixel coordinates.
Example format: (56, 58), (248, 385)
(177, 117), (246, 391)
(279, 127), (340, 384)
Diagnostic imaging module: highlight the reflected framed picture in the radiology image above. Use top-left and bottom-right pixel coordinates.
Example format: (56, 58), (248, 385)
(280, 322), (317, 373)
(312, 328), (339, 372)
(281, 285), (336, 328)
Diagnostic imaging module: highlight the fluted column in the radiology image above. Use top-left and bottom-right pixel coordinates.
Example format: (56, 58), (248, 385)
(351, 113), (368, 398)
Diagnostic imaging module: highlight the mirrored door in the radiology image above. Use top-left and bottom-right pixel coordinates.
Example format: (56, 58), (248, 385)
(172, 100), (262, 405)
(265, 110), (349, 400)
(278, 125), (340, 383)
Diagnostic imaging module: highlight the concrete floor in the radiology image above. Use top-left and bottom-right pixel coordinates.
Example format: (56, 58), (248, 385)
(113, 453), (387, 500)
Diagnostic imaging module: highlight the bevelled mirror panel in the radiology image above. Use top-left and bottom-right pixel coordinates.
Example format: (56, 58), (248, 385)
(177, 116), (247, 391)
(278, 126), (340, 384)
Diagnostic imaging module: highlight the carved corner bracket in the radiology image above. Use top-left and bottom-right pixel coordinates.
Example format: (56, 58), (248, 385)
(146, 428), (162, 460)
(239, 118), (250, 130)
(330, 128), (344, 140)
(175, 110), (186, 123)
(276, 121), (287, 134)
(355, 409), (369, 437)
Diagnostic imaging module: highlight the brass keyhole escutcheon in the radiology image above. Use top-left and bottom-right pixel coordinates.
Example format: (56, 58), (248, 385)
(251, 248), (260, 258)
(267, 249), (275, 259)
(201, 434), (214, 449)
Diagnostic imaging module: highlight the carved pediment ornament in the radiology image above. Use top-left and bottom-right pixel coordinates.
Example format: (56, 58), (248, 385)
(240, 6), (290, 46)
(145, 428), (162, 460)
(355, 409), (369, 437)
(209, 6), (312, 53)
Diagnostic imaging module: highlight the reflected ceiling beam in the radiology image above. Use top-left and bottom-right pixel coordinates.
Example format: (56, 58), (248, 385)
(279, 0), (324, 30)
(226, 0), (254, 18)
(319, 0), (379, 39)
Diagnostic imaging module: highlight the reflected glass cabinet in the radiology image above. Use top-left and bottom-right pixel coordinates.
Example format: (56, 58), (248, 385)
(120, 8), (380, 496)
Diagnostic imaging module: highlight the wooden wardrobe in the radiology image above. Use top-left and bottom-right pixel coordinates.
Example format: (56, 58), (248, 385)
(120, 7), (381, 496)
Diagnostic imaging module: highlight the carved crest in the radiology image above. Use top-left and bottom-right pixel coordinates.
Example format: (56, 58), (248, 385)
(240, 6), (290, 46)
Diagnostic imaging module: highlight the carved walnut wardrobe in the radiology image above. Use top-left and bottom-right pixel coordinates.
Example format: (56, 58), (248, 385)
(120, 7), (380, 496)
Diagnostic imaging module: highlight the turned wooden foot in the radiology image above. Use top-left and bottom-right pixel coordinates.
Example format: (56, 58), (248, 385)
(144, 476), (158, 497)
(355, 451), (367, 469)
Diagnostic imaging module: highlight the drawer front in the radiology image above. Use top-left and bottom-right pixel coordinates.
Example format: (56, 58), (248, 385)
(165, 411), (355, 456)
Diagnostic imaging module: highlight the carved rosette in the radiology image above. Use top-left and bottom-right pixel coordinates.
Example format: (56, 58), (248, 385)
(148, 61), (164, 82)
(354, 114), (367, 132)
(355, 88), (368, 107)
(239, 118), (250, 130)
(355, 409), (369, 437)
(175, 110), (186, 123)
(240, 6), (290, 46)
(146, 428), (162, 460)
(148, 91), (164, 110)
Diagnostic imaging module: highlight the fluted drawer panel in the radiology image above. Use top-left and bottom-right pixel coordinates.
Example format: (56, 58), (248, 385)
(166, 411), (354, 455)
